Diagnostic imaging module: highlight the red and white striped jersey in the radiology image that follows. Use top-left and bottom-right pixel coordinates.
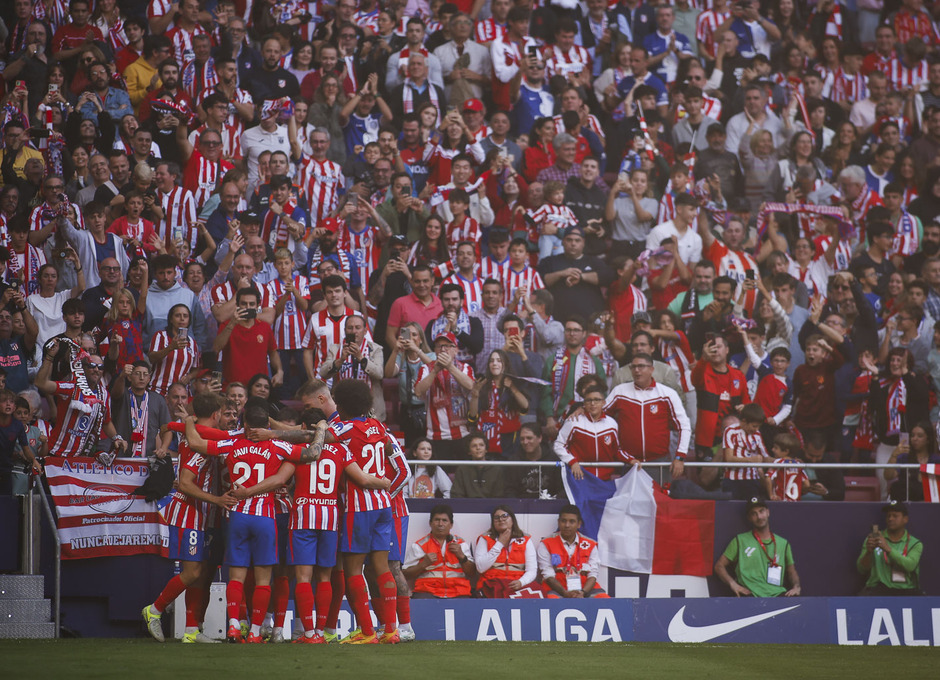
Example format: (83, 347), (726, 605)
(155, 185), (197, 250)
(695, 9), (730, 59)
(813, 234), (853, 272)
(208, 437), (299, 518)
(469, 124), (491, 144)
(722, 424), (767, 481)
(442, 271), (484, 314)
(290, 443), (348, 531)
(527, 203), (578, 237)
(298, 157), (345, 225)
(415, 359), (475, 441)
(266, 275), (311, 350)
(147, 0), (176, 27)
(658, 332), (695, 393)
(768, 458), (808, 502)
(386, 436), (410, 519)
(181, 58), (220, 102)
(338, 223), (381, 296)
(48, 381), (112, 458)
(830, 68), (868, 104)
(893, 9), (940, 46)
(29, 202), (85, 234)
(553, 413), (629, 481)
(552, 113), (604, 141)
(886, 57), (928, 92)
(183, 152), (234, 211)
(34, 0), (67, 32)
(302, 306), (361, 371)
(479, 256), (507, 282)
(210, 280), (237, 307)
(604, 379), (691, 461)
(148, 330), (199, 395)
(195, 87), (253, 131)
(331, 418), (397, 512)
(161, 444), (214, 530)
(705, 239), (758, 315)
(307, 248), (353, 286)
(189, 124), (242, 161)
(166, 23), (210, 66)
(474, 18), (506, 45)
(445, 215), (481, 260)
(545, 44), (591, 79)
(501, 264), (544, 311)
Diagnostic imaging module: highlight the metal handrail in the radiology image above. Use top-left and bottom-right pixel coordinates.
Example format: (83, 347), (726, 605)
(30, 479), (61, 639)
(410, 460), (925, 468)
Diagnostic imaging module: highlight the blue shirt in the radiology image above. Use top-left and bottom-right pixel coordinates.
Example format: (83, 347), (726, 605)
(512, 83), (554, 136)
(729, 17), (776, 59)
(343, 112), (383, 159)
(642, 30), (694, 84)
(80, 88), (134, 122)
(616, 71), (669, 108)
(0, 337), (31, 394)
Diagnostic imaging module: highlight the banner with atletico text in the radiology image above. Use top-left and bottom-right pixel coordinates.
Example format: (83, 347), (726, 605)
(44, 457), (169, 560)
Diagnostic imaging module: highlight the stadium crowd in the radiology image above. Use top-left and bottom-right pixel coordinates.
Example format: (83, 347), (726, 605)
(0, 0), (937, 644)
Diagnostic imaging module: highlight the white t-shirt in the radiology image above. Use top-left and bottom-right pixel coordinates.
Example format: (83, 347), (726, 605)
(27, 289), (71, 348)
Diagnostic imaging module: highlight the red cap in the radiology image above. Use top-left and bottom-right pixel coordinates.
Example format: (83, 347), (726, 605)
(463, 98), (484, 113)
(433, 331), (458, 346)
(320, 217), (340, 233)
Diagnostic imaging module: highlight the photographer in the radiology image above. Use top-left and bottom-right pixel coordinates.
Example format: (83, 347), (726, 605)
(320, 313), (385, 421)
(212, 286), (282, 388)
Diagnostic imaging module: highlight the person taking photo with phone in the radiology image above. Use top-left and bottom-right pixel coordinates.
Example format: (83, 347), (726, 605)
(213, 286), (282, 388)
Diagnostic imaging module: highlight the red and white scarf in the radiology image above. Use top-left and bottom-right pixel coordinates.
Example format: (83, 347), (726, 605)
(883, 377), (907, 438)
(551, 347), (594, 416)
(402, 78), (440, 125)
(338, 338), (371, 382)
(129, 391), (150, 457)
(263, 196), (297, 249)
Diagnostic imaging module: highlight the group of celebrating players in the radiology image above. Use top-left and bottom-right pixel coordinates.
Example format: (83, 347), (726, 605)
(141, 378), (414, 645)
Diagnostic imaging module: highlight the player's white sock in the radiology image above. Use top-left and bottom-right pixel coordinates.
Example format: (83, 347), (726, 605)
(315, 629), (324, 637)
(324, 627), (336, 635)
(273, 626), (283, 638)
(250, 623), (261, 636)
(229, 618), (240, 629)
(148, 605), (160, 616)
(304, 630), (316, 639)
(399, 622), (413, 633)
(263, 613), (274, 628)
(184, 626), (199, 634)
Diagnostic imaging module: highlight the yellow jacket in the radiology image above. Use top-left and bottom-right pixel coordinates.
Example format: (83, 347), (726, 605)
(124, 56), (161, 112)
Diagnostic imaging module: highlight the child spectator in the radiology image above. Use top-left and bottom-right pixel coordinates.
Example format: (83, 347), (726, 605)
(108, 191), (158, 258)
(792, 334), (843, 450)
(721, 403), (770, 500)
(526, 180), (578, 261)
(445, 189), (481, 260)
(764, 432), (825, 502)
(753, 347), (794, 443)
(403, 438), (452, 499)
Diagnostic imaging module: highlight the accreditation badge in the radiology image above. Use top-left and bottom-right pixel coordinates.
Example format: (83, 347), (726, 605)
(566, 574), (582, 592)
(766, 565), (782, 586)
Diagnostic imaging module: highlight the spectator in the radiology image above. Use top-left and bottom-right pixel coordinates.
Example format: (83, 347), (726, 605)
(110, 360), (173, 458)
(540, 315), (606, 436)
(385, 322), (435, 446)
(424, 282), (484, 366)
(451, 432), (505, 498)
(212, 286), (282, 388)
(403, 503), (475, 598)
(147, 303), (200, 398)
(538, 227), (613, 322)
(414, 331), (475, 459)
(386, 265), (443, 350)
(319, 314), (385, 421)
(403, 439), (452, 499)
(857, 501), (923, 596)
(468, 349), (529, 459)
(885, 421), (940, 502)
(714, 498), (801, 597)
(474, 505), (538, 597)
(553, 381), (632, 481)
(27, 256), (85, 349)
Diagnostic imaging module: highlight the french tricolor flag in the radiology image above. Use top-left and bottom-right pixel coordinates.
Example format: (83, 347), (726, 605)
(563, 467), (714, 576)
(921, 464), (940, 503)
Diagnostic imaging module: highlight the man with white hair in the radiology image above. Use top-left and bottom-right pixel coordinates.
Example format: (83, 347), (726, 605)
(725, 83), (784, 154)
(390, 52), (447, 122)
(839, 165), (883, 245)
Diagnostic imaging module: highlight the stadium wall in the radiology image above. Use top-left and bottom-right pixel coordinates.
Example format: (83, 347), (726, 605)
(4, 498), (937, 638)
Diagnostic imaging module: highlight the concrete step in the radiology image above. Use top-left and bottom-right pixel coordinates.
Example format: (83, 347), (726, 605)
(0, 622), (55, 639)
(0, 598), (51, 623)
(0, 575), (43, 600)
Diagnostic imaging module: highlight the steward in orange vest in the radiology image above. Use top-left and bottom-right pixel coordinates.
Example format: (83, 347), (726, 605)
(536, 505), (609, 598)
(402, 504), (476, 598)
(473, 505), (537, 598)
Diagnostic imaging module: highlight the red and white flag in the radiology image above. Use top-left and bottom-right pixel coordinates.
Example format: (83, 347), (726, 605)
(921, 464), (940, 502)
(44, 457), (169, 559)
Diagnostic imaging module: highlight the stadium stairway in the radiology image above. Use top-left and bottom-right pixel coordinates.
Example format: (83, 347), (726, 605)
(0, 574), (55, 638)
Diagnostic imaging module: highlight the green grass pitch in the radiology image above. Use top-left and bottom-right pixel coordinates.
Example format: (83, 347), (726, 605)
(1, 639), (935, 680)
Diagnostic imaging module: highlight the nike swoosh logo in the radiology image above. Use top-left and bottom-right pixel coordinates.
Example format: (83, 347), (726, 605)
(667, 604), (800, 643)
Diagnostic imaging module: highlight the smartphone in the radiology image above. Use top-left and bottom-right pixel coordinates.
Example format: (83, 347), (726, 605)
(15, 80), (26, 90)
(49, 83), (59, 95)
(243, 308), (257, 320)
(507, 326), (519, 338)
(745, 269), (755, 280)
(526, 45), (538, 58)
(345, 333), (356, 345)
(177, 327), (189, 340)
(899, 433), (910, 447)
(211, 371), (223, 384)
(705, 332), (716, 343)
(401, 327), (411, 341)
(350, 193), (359, 208)
(871, 523), (879, 535)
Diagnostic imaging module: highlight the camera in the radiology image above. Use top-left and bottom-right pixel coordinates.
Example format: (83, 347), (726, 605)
(745, 269), (755, 280)
(243, 308), (257, 319)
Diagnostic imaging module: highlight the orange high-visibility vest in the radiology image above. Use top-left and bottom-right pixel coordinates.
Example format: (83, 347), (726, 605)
(477, 533), (530, 586)
(413, 533), (472, 598)
(539, 533), (598, 595)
